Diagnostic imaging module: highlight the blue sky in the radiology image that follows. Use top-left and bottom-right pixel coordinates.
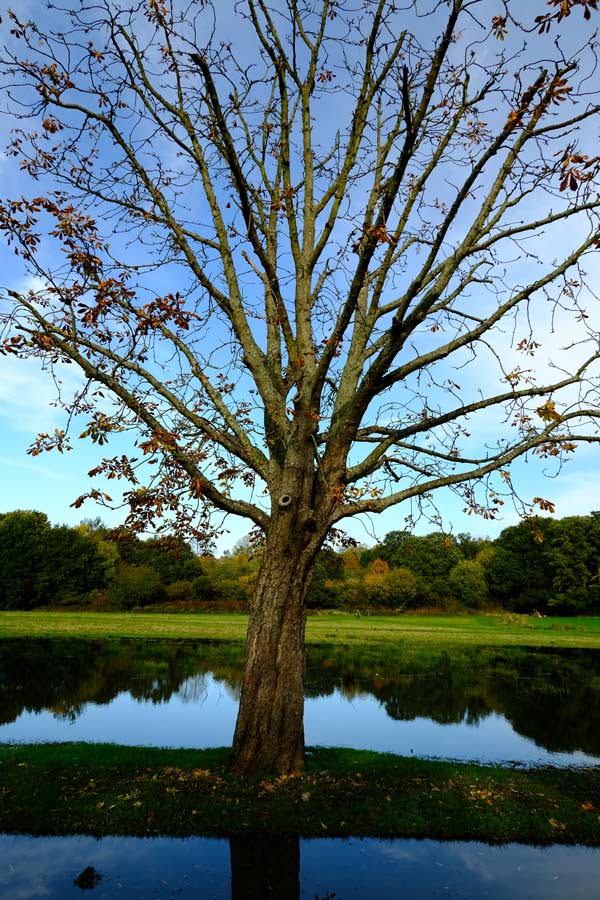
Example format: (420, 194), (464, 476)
(1, 1), (600, 555)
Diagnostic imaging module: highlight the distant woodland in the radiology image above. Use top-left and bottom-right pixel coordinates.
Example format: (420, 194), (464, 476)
(1, 510), (599, 615)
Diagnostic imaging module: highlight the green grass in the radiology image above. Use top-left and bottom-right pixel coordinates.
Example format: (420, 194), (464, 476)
(2, 610), (600, 648)
(0, 610), (247, 641)
(1, 742), (599, 843)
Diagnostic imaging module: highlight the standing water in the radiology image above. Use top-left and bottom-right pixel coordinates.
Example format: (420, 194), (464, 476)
(2, 638), (600, 898)
(1, 638), (600, 765)
(1, 834), (600, 899)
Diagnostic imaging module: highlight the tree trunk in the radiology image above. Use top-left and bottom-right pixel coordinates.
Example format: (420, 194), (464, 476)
(229, 512), (318, 777)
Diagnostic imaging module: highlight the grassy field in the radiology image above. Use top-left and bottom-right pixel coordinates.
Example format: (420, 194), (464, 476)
(2, 742), (600, 844)
(2, 609), (600, 647)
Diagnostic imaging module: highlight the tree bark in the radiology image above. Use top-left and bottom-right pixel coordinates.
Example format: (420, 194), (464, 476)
(229, 510), (318, 777)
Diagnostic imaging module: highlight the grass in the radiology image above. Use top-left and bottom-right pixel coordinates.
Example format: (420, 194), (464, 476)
(1, 742), (599, 844)
(2, 609), (600, 648)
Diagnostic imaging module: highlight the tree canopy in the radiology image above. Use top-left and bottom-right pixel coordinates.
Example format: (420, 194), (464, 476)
(1, 0), (600, 774)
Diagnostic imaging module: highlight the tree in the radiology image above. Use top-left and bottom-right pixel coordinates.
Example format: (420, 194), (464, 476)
(0, 510), (110, 608)
(77, 520), (120, 585)
(545, 513), (600, 611)
(487, 518), (554, 611)
(0, 510), (53, 609)
(396, 533), (463, 581)
(489, 512), (600, 612)
(115, 534), (204, 583)
(108, 561), (166, 608)
(447, 558), (488, 609)
(363, 564), (418, 609)
(1, 1), (600, 774)
(305, 548), (345, 608)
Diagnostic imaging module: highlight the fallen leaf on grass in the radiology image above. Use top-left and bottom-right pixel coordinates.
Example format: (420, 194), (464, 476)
(275, 772), (302, 785)
(549, 818), (566, 830)
(260, 780), (275, 792)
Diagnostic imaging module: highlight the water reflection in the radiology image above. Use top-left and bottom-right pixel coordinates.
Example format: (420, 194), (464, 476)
(1, 638), (600, 764)
(230, 837), (300, 899)
(2, 832), (600, 899)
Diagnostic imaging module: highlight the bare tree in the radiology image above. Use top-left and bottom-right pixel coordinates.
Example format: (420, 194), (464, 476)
(1, 0), (600, 775)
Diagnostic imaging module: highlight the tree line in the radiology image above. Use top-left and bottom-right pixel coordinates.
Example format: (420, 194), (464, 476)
(1, 509), (599, 615)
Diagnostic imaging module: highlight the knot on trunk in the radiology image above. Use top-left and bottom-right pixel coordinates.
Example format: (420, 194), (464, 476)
(277, 494), (293, 509)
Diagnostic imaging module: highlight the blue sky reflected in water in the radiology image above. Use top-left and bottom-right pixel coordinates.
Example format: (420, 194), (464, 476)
(1, 674), (598, 767)
(303, 692), (599, 766)
(1, 833), (600, 900)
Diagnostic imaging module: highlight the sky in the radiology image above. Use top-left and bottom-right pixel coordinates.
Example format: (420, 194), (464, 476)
(1, 1), (600, 556)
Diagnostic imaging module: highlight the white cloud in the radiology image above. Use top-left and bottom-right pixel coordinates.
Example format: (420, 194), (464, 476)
(544, 471), (600, 519)
(0, 355), (82, 434)
(0, 455), (69, 481)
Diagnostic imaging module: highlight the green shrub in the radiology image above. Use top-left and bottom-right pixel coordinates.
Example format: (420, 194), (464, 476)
(164, 580), (195, 602)
(107, 563), (166, 608)
(447, 559), (489, 609)
(192, 575), (217, 601)
(363, 566), (418, 608)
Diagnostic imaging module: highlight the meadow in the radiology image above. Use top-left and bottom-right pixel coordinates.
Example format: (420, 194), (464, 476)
(2, 609), (600, 648)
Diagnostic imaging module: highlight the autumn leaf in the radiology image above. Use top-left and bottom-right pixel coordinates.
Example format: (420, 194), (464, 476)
(491, 15), (507, 39)
(536, 400), (563, 423)
(260, 780), (275, 792)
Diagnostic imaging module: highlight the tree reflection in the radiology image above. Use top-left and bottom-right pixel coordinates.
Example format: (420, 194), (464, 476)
(0, 638), (243, 725)
(230, 836), (299, 900)
(2, 637), (600, 758)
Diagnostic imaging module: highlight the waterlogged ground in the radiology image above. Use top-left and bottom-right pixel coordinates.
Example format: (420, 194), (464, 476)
(1, 638), (600, 765)
(1, 833), (600, 899)
(3, 637), (600, 898)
